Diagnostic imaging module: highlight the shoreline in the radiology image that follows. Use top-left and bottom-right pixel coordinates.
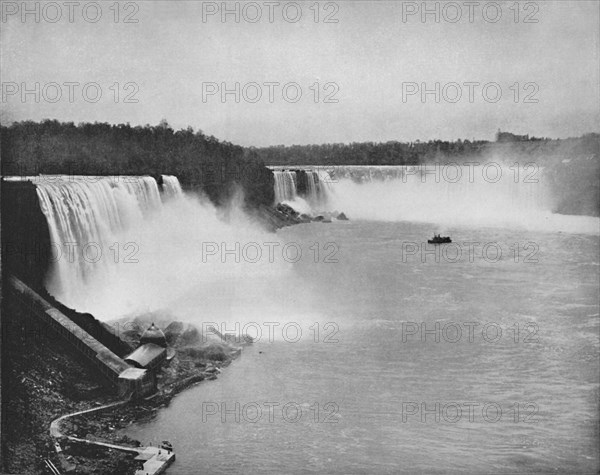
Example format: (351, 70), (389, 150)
(1, 299), (247, 474)
(53, 319), (248, 474)
(54, 354), (238, 473)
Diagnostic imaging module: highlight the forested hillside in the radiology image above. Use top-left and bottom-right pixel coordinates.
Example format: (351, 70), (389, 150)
(0, 120), (274, 208)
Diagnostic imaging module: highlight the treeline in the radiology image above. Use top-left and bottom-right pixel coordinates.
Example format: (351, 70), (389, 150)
(253, 139), (491, 166)
(0, 120), (274, 208)
(253, 134), (599, 167)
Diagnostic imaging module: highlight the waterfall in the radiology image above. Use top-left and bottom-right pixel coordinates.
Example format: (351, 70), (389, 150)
(305, 171), (318, 202)
(315, 169), (334, 200)
(162, 175), (184, 200)
(34, 175), (183, 303)
(273, 171), (298, 203)
(268, 164), (598, 232)
(11, 172), (293, 321)
(304, 170), (334, 207)
(272, 169), (332, 212)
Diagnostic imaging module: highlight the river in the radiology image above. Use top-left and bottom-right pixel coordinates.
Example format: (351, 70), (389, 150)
(122, 220), (600, 474)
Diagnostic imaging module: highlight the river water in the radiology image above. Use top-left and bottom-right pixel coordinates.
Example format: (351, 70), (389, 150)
(123, 220), (599, 474)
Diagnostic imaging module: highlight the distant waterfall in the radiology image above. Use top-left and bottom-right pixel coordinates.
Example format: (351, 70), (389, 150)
(162, 175), (184, 200)
(266, 164), (596, 231)
(305, 171), (319, 203)
(273, 171), (297, 203)
(34, 175), (183, 303)
(272, 169), (332, 212)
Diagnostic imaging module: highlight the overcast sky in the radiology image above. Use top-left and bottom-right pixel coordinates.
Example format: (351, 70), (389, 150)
(1, 0), (598, 146)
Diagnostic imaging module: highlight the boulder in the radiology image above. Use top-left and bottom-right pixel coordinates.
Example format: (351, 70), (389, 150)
(276, 203), (299, 217)
(336, 212), (349, 221)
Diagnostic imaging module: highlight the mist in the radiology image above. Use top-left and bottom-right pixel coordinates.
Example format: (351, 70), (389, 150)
(49, 190), (302, 324)
(323, 165), (599, 234)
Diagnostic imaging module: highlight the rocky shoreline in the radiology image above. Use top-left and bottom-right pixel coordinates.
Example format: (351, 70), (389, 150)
(256, 202), (349, 230)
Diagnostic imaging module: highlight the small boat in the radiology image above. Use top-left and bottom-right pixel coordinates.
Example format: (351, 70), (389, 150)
(428, 234), (452, 244)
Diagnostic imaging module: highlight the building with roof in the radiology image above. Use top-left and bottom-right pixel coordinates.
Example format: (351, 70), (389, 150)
(118, 367), (156, 398)
(122, 322), (169, 389)
(125, 342), (167, 371)
(140, 322), (168, 348)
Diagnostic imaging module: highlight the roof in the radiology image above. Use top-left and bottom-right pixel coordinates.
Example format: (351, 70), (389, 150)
(140, 323), (167, 348)
(125, 343), (167, 369)
(118, 367), (148, 381)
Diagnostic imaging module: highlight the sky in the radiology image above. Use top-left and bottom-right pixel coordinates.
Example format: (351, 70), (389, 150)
(1, 0), (598, 146)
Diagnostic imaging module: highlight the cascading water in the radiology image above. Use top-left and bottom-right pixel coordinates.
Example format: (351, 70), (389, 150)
(272, 168), (332, 213)
(34, 175), (182, 306)
(26, 174), (293, 321)
(162, 175), (184, 200)
(271, 164), (599, 233)
(273, 171), (298, 203)
(315, 169), (334, 202)
(305, 172), (318, 203)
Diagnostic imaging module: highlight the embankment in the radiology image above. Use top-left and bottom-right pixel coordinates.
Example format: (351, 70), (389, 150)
(0, 285), (244, 474)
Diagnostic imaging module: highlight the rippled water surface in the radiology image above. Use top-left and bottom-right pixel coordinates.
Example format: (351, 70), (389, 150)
(124, 221), (599, 474)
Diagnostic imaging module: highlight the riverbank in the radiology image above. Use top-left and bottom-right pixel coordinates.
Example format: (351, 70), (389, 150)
(1, 293), (246, 474)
